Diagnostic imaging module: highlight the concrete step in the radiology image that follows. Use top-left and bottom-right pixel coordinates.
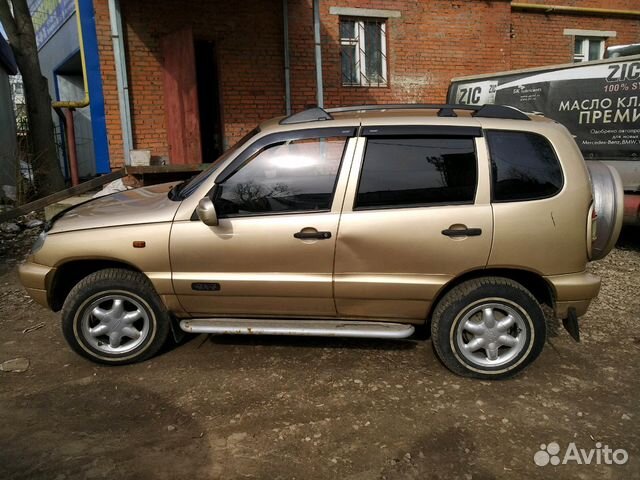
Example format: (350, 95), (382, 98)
(179, 318), (415, 339)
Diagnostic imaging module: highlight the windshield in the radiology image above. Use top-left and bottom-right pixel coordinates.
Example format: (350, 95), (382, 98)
(177, 127), (260, 198)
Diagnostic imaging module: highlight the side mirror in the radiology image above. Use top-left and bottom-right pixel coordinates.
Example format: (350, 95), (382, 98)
(196, 197), (218, 226)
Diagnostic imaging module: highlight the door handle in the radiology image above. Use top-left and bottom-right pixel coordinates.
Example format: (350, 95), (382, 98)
(441, 227), (482, 237)
(294, 230), (332, 240)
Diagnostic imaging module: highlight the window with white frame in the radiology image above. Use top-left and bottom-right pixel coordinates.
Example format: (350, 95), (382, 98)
(12, 81), (23, 96)
(574, 36), (605, 62)
(340, 18), (387, 87)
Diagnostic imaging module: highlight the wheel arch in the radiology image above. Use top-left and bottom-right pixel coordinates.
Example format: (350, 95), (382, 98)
(427, 268), (555, 324)
(49, 259), (146, 312)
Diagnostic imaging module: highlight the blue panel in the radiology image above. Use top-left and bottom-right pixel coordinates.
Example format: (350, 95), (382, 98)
(0, 36), (18, 74)
(78, 0), (111, 173)
(29, 0), (75, 50)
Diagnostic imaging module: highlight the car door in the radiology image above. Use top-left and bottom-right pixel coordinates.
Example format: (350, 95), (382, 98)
(334, 125), (494, 321)
(170, 128), (356, 317)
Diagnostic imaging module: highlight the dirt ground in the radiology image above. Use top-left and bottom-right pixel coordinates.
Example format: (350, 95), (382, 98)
(0, 227), (638, 480)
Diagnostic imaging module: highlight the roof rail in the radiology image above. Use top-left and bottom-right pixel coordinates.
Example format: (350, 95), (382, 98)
(473, 104), (531, 120)
(279, 107), (334, 124)
(326, 104), (531, 121)
(279, 104), (531, 125)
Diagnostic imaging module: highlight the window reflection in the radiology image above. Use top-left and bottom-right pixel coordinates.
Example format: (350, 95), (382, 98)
(215, 138), (347, 216)
(356, 137), (477, 209)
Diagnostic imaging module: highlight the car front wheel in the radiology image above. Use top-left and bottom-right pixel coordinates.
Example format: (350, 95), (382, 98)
(61, 269), (171, 365)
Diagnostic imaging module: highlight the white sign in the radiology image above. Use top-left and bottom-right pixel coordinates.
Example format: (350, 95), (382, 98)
(454, 81), (498, 105)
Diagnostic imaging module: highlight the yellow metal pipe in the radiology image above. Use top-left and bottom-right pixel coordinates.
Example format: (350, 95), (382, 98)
(511, 2), (640, 18)
(52, 0), (90, 108)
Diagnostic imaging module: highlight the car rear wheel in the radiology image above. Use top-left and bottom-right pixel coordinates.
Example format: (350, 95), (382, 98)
(61, 269), (171, 365)
(431, 277), (546, 379)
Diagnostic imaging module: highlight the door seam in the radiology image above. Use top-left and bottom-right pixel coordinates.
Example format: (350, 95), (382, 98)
(331, 126), (362, 312)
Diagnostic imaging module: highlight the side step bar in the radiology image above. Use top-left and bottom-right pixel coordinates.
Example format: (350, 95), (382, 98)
(179, 318), (415, 339)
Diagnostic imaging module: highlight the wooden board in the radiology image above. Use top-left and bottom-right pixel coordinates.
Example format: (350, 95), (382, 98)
(161, 28), (202, 165)
(0, 170), (124, 223)
(124, 164), (208, 175)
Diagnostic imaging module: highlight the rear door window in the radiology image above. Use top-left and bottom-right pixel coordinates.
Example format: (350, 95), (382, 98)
(486, 130), (563, 202)
(355, 136), (478, 209)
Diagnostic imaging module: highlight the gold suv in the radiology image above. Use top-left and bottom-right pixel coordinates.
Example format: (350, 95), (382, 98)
(19, 105), (623, 379)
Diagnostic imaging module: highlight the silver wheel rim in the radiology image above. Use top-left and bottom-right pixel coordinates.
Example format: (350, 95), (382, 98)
(80, 294), (151, 354)
(455, 302), (527, 368)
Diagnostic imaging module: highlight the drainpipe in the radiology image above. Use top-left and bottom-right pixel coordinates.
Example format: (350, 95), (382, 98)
(53, 108), (80, 186)
(63, 109), (80, 186)
(52, 0), (89, 186)
(510, 2), (640, 17)
(283, 0), (291, 115)
(313, 0), (323, 108)
(108, 0), (133, 165)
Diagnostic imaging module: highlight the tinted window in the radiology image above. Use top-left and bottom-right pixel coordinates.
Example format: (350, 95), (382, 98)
(355, 137), (477, 209)
(214, 137), (347, 216)
(486, 131), (563, 202)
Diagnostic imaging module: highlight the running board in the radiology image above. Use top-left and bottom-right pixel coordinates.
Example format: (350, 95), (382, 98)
(179, 318), (415, 339)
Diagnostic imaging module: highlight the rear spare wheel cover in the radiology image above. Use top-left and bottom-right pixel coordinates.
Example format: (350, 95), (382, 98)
(587, 161), (624, 260)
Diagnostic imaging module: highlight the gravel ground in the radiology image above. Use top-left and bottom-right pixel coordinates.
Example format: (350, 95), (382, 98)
(0, 227), (638, 479)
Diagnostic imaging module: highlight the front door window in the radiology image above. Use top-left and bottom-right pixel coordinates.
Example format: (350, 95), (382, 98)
(214, 137), (348, 217)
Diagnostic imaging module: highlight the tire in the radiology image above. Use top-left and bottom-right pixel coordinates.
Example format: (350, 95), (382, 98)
(61, 268), (171, 365)
(431, 277), (546, 380)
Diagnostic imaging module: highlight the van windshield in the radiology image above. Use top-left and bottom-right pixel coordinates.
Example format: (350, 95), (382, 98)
(173, 127), (260, 199)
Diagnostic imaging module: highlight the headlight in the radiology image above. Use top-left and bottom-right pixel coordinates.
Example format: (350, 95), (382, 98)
(31, 231), (47, 254)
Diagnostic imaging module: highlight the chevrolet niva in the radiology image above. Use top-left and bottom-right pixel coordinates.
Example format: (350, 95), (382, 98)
(19, 105), (623, 379)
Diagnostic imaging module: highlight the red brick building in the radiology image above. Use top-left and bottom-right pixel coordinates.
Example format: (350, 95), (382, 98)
(91, 0), (640, 169)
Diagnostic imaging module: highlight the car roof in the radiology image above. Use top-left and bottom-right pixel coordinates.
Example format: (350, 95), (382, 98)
(259, 105), (552, 134)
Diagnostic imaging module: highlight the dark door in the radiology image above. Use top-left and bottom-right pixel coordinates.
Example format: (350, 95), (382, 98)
(194, 40), (223, 162)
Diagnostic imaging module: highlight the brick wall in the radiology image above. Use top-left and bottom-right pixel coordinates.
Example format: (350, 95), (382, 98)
(93, 0), (640, 168)
(94, 0), (286, 166)
(301, 0), (513, 110)
(511, 12), (640, 69)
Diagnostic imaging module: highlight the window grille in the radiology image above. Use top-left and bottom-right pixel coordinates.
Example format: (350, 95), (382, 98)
(340, 18), (388, 87)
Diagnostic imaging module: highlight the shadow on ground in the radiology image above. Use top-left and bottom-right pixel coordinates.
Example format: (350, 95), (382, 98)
(0, 380), (213, 479)
(208, 334), (418, 351)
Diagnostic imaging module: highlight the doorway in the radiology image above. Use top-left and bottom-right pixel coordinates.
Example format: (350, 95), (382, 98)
(195, 40), (223, 162)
